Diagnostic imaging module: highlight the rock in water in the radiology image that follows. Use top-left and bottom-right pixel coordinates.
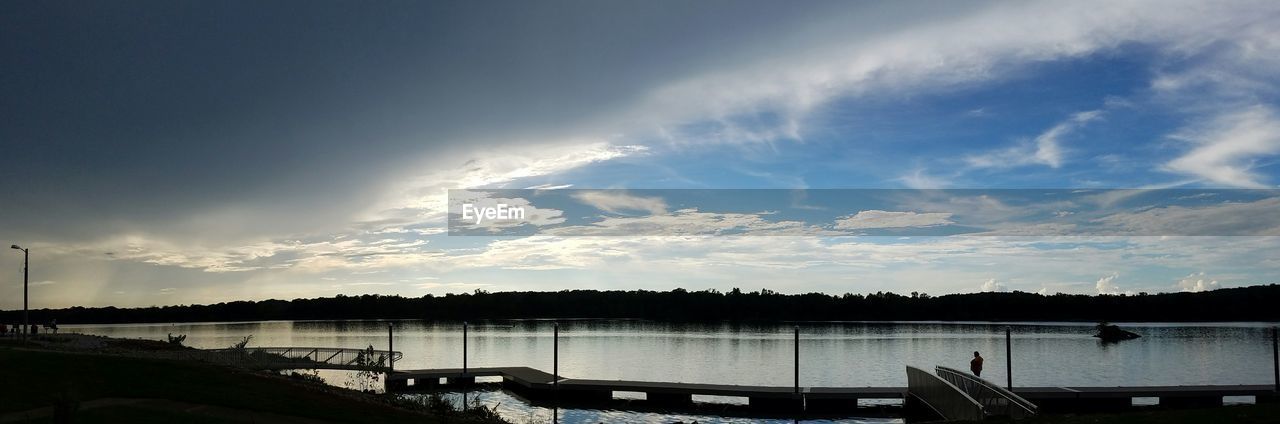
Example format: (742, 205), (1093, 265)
(1094, 323), (1141, 342)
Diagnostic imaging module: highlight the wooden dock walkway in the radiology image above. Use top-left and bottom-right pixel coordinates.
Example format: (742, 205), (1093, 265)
(1014, 384), (1276, 411)
(385, 366), (1278, 413)
(386, 366), (557, 389)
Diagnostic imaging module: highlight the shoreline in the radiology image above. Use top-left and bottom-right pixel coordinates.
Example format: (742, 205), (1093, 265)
(6, 286), (1280, 325)
(0, 334), (508, 423)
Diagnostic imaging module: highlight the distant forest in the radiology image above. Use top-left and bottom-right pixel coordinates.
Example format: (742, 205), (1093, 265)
(5, 285), (1280, 325)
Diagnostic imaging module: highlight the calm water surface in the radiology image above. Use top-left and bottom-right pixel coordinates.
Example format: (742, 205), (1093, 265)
(65, 320), (1278, 423)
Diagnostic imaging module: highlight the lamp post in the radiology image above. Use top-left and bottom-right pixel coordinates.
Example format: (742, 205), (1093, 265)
(11, 245), (27, 341)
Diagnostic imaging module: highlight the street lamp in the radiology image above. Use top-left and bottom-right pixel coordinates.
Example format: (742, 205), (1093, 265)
(11, 245), (27, 340)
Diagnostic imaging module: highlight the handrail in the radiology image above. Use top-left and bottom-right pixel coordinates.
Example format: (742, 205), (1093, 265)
(936, 366), (1038, 419)
(906, 365), (985, 421)
(224, 347), (405, 362)
(177, 347), (403, 371)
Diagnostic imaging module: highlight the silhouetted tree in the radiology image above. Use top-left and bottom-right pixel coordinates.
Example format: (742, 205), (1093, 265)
(5, 285), (1278, 324)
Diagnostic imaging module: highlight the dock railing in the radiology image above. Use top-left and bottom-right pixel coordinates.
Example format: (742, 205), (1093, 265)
(936, 366), (1038, 419)
(178, 347), (403, 371)
(906, 365), (985, 421)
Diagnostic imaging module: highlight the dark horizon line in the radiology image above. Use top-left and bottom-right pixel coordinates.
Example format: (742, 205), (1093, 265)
(8, 282), (1276, 313)
(3, 284), (1279, 325)
(5, 282), (1279, 310)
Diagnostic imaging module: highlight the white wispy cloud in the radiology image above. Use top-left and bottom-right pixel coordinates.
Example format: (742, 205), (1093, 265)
(964, 110), (1102, 169)
(64, 231), (439, 275)
(27, 230), (1280, 307)
(90, 236), (303, 273)
(543, 209), (815, 237)
(833, 210), (954, 231)
(525, 184), (574, 190)
(436, 235), (1279, 294)
(573, 191), (668, 215)
(898, 168), (951, 189)
(1090, 196), (1280, 236)
(1164, 105), (1280, 188)
(448, 190), (566, 230)
(636, 1), (1272, 148)
(360, 141), (647, 231)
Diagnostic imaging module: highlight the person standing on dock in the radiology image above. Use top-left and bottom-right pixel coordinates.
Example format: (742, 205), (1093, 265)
(970, 351), (984, 377)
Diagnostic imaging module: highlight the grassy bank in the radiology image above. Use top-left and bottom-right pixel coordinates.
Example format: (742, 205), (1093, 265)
(0, 343), (504, 423)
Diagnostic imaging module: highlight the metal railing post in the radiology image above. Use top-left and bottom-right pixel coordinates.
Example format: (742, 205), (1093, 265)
(1006, 326), (1012, 391)
(468, 322), (473, 376)
(553, 322), (560, 390)
(388, 324), (394, 373)
(23, 248), (28, 342)
(794, 325), (800, 394)
(1272, 327), (1278, 392)
(908, 365), (985, 421)
(935, 365), (1038, 418)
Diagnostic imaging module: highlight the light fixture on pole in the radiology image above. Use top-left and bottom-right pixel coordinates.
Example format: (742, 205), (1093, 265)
(11, 245), (27, 341)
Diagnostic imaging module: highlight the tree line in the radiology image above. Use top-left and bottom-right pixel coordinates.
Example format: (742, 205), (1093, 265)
(4, 284), (1278, 325)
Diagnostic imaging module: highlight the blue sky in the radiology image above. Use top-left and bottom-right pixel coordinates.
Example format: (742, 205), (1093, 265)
(2, 0), (1280, 308)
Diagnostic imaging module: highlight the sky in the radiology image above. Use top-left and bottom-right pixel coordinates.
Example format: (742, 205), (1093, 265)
(2, 0), (1280, 309)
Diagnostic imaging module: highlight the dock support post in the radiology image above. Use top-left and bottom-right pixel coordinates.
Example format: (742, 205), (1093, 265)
(468, 322), (473, 376)
(388, 324), (394, 373)
(750, 396), (804, 412)
(385, 377), (409, 392)
(554, 322), (560, 391)
(794, 325), (800, 395)
(1162, 396), (1222, 409)
(1006, 326), (1012, 390)
(1272, 326), (1278, 392)
(647, 392), (693, 406)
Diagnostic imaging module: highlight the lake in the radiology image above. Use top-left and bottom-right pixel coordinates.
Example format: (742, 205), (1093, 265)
(63, 320), (1278, 423)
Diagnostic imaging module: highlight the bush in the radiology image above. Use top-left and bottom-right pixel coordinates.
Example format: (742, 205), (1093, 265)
(287, 370), (326, 385)
(345, 345), (386, 392)
(166, 333), (186, 347)
(231, 335), (252, 349)
(407, 393), (507, 422)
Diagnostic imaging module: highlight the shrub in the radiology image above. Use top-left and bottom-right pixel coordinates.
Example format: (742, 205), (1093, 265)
(231, 335), (252, 350)
(166, 333), (187, 347)
(287, 370), (326, 385)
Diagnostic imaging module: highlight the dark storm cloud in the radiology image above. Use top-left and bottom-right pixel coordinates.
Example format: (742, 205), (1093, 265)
(2, 0), (880, 241)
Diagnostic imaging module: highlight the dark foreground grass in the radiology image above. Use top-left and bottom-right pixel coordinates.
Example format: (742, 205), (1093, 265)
(0, 346), (502, 423)
(36, 405), (265, 424)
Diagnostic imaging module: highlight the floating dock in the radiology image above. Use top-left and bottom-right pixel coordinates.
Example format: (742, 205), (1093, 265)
(385, 366), (1278, 413)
